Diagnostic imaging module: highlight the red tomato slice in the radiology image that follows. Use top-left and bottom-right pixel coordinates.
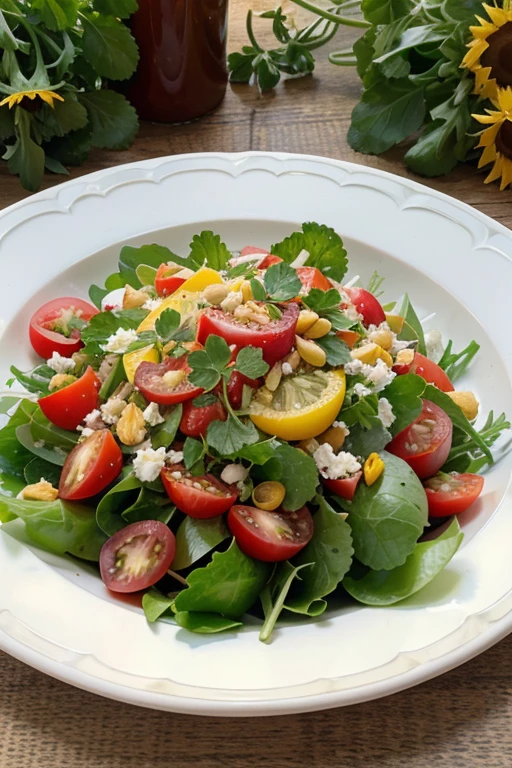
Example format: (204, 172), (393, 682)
(259, 254), (283, 269)
(424, 472), (484, 517)
(344, 287), (386, 327)
(161, 465), (237, 518)
(38, 366), (101, 430)
(180, 397), (227, 437)
(387, 400), (453, 480)
(135, 355), (202, 405)
(296, 266), (332, 294)
(393, 352), (454, 393)
(154, 264), (187, 297)
(227, 370), (260, 409)
(29, 297), (98, 359)
(197, 303), (299, 366)
(228, 504), (314, 562)
(59, 430), (123, 500)
(99, 520), (176, 594)
(323, 471), (362, 501)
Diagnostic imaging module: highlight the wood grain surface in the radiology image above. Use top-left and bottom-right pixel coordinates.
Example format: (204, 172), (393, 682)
(1, 2), (511, 766)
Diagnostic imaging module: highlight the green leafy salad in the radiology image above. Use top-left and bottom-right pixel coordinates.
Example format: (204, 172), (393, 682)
(0, 222), (509, 642)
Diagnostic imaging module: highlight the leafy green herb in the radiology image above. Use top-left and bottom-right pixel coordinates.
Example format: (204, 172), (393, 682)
(0, 401), (39, 476)
(183, 437), (205, 470)
(96, 473), (172, 536)
(266, 303), (283, 321)
(172, 516), (230, 571)
(154, 309), (181, 342)
(188, 335), (231, 391)
(344, 518), (463, 605)
(174, 540), (272, 620)
(192, 393), (219, 408)
(16, 424), (70, 466)
(381, 373), (425, 436)
(250, 278), (267, 302)
(151, 405), (183, 450)
(99, 355), (127, 400)
(271, 223), (348, 283)
(174, 611), (243, 634)
(398, 294), (426, 355)
(264, 261), (302, 302)
(259, 562), (312, 643)
(189, 231), (231, 271)
(344, 423), (392, 459)
(80, 308), (147, 355)
(119, 244), (193, 288)
(142, 589), (174, 623)
(89, 272), (126, 309)
(444, 409), (511, 474)
(302, 288), (341, 313)
(24, 457), (61, 487)
(233, 347), (269, 380)
(315, 334), (351, 366)
(438, 340), (480, 383)
(227, 262), (258, 280)
(232, 438), (279, 465)
(207, 415), (259, 455)
(9, 364), (54, 396)
(348, 451), (428, 571)
(366, 271), (385, 298)
(340, 393), (380, 430)
(260, 443), (319, 512)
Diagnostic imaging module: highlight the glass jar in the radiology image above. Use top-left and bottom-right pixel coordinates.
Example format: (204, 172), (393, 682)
(128, 0), (229, 123)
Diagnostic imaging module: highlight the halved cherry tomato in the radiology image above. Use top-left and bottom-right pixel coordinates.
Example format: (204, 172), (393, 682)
(227, 370), (260, 409)
(197, 302), (299, 366)
(323, 471), (362, 501)
(296, 266), (332, 294)
(161, 464), (237, 518)
(135, 355), (202, 405)
(39, 366), (101, 430)
(393, 352), (454, 393)
(29, 297), (98, 359)
(154, 264), (187, 297)
(228, 504), (314, 562)
(180, 397), (227, 437)
(259, 254), (283, 269)
(239, 246), (282, 271)
(99, 520), (176, 593)
(59, 430), (123, 500)
(387, 400), (453, 480)
(344, 287), (386, 327)
(336, 329), (360, 349)
(424, 472), (484, 517)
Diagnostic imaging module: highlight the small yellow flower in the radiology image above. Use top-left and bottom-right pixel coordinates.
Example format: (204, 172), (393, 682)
(462, 4), (512, 101)
(363, 452), (385, 487)
(0, 89), (64, 109)
(473, 86), (512, 190)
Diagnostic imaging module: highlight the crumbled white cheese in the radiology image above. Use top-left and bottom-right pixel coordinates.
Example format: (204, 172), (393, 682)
(344, 359), (373, 377)
(101, 327), (139, 354)
(101, 288), (125, 311)
(220, 463), (248, 485)
(344, 304), (362, 322)
(47, 351), (75, 374)
(83, 409), (101, 428)
(281, 362), (293, 376)
(100, 398), (127, 425)
(167, 449), (184, 464)
(220, 291), (243, 313)
(78, 427), (95, 439)
(378, 397), (396, 428)
(313, 443), (361, 480)
(391, 339), (410, 355)
(143, 401), (165, 426)
(425, 329), (444, 363)
(133, 446), (167, 483)
(332, 420), (350, 437)
(366, 358), (396, 392)
(142, 297), (163, 312)
(353, 382), (372, 398)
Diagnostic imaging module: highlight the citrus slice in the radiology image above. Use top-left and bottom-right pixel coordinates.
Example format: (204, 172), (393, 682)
(180, 268), (223, 294)
(137, 290), (200, 332)
(123, 345), (160, 384)
(250, 369), (346, 441)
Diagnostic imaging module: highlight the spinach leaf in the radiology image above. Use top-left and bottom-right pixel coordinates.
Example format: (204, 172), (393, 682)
(174, 540), (271, 619)
(174, 611), (242, 634)
(398, 294), (426, 355)
(259, 443), (319, 512)
(0, 497), (106, 561)
(142, 589), (174, 622)
(89, 271), (125, 309)
(122, 488), (174, 526)
(315, 334), (351, 366)
(80, 308), (147, 355)
(0, 472), (25, 522)
(259, 562), (312, 642)
(119, 243), (191, 288)
(340, 393), (380, 429)
(96, 472), (172, 535)
(10, 364), (54, 395)
(15, 424), (69, 466)
(172, 515), (230, 571)
(344, 423), (392, 459)
(271, 222), (348, 283)
(24, 457), (62, 487)
(285, 496), (353, 616)
(151, 404), (182, 450)
(344, 518), (463, 605)
(264, 261), (302, 302)
(207, 415), (259, 455)
(99, 355), (127, 400)
(437, 340), (480, 383)
(0, 400), (38, 476)
(232, 438), (279, 465)
(183, 437), (205, 470)
(381, 373), (425, 435)
(348, 451), (428, 570)
(29, 407), (78, 449)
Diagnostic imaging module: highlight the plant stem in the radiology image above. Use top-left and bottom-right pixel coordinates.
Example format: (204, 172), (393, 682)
(246, 9), (264, 52)
(167, 569), (188, 587)
(290, 0), (371, 28)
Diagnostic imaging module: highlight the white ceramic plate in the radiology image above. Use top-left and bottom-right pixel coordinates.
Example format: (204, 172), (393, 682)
(0, 152), (511, 717)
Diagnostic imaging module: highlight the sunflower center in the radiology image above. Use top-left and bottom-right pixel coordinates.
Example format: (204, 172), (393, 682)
(496, 120), (512, 159)
(481, 22), (512, 87)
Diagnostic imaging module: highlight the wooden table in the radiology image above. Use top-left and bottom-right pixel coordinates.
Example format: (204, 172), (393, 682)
(1, 3), (512, 766)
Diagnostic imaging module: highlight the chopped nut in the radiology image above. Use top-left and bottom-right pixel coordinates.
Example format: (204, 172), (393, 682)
(116, 402), (147, 446)
(368, 327), (394, 351)
(241, 281), (253, 303)
(351, 342), (393, 367)
(446, 391), (479, 421)
(295, 335), (326, 367)
(284, 350), (301, 371)
(265, 363), (282, 392)
(123, 284), (150, 309)
(296, 310), (319, 335)
(304, 317), (332, 340)
(162, 369), (187, 389)
(395, 348), (415, 366)
(203, 283), (230, 305)
(21, 480), (58, 502)
(49, 373), (77, 391)
(220, 290), (243, 312)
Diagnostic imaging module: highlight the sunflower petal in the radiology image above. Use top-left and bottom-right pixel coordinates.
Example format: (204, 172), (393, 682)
(462, 39), (489, 70)
(485, 156), (505, 184)
(477, 121), (503, 148)
(483, 4), (508, 28)
(498, 87), (512, 113)
(499, 158), (512, 190)
(478, 143), (498, 168)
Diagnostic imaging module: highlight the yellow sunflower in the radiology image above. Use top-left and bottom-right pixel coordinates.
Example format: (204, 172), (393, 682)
(462, 3), (512, 101)
(473, 86), (512, 190)
(0, 89), (64, 109)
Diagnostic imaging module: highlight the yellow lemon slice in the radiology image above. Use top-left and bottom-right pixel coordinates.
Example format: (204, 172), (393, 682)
(123, 345), (160, 384)
(137, 290), (200, 332)
(179, 267), (223, 294)
(250, 370), (346, 441)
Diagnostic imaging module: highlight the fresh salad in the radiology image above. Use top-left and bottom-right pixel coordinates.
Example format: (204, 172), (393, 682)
(0, 223), (509, 642)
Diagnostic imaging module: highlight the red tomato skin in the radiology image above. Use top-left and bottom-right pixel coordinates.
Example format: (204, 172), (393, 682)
(59, 430), (123, 500)
(424, 473), (484, 517)
(99, 520), (176, 594)
(227, 370), (260, 409)
(393, 352), (454, 393)
(259, 254), (283, 269)
(323, 471), (362, 501)
(197, 302), (299, 367)
(344, 287), (386, 327)
(387, 400), (453, 480)
(135, 355), (202, 406)
(161, 465), (237, 518)
(227, 505), (314, 562)
(154, 264), (186, 297)
(38, 366), (101, 430)
(296, 267), (332, 293)
(29, 298), (98, 359)
(180, 398), (227, 437)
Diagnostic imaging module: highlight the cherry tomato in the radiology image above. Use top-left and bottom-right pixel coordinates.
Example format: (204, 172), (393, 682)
(59, 430), (123, 500)
(259, 254), (283, 269)
(38, 366), (101, 430)
(424, 472), (484, 517)
(180, 397), (227, 437)
(387, 400), (453, 480)
(323, 471), (362, 501)
(228, 504), (314, 562)
(227, 370), (260, 409)
(135, 354), (202, 405)
(99, 520), (176, 593)
(161, 465), (237, 518)
(29, 297), (98, 359)
(154, 264), (187, 297)
(197, 302), (299, 366)
(239, 245), (282, 270)
(296, 266), (332, 294)
(393, 352), (454, 393)
(344, 287), (386, 327)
